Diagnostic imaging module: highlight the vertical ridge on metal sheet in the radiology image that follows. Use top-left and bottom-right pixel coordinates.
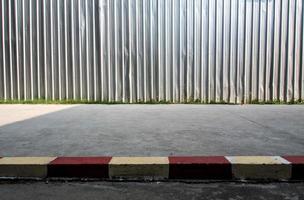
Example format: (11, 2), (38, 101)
(0, 0), (303, 103)
(8, 0), (13, 100)
(302, 0), (304, 101)
(36, 0), (40, 99)
(121, 0), (124, 102)
(15, 0), (20, 100)
(57, 0), (61, 100)
(229, 0), (236, 103)
(29, 0), (33, 100)
(1, 0), (6, 100)
(71, 0), (75, 100)
(294, 0), (302, 101)
(106, 0), (110, 101)
(92, 0), (96, 101)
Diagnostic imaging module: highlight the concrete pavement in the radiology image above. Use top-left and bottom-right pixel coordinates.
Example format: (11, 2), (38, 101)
(1, 181), (304, 200)
(0, 105), (304, 156)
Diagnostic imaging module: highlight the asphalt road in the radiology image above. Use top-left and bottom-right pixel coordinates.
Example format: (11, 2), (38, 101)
(0, 104), (304, 156)
(1, 181), (304, 200)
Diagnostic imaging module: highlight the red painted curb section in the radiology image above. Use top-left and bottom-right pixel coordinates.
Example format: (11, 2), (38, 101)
(169, 156), (232, 179)
(283, 156), (304, 179)
(48, 157), (112, 178)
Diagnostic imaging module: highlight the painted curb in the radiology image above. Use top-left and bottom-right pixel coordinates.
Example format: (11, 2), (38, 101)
(48, 157), (112, 178)
(0, 156), (303, 180)
(169, 156), (232, 179)
(109, 157), (169, 179)
(226, 156), (291, 180)
(282, 156), (304, 179)
(0, 157), (56, 178)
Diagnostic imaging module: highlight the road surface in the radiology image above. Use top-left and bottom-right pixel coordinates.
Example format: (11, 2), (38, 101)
(0, 104), (303, 156)
(1, 181), (304, 200)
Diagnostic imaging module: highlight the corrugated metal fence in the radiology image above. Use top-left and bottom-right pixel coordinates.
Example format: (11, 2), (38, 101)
(0, 0), (303, 103)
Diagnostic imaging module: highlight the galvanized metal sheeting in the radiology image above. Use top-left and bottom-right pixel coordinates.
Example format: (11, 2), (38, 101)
(0, 0), (303, 103)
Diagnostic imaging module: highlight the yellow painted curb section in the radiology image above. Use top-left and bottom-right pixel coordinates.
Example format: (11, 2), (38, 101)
(226, 156), (291, 180)
(226, 156), (290, 164)
(0, 157), (56, 178)
(109, 157), (169, 179)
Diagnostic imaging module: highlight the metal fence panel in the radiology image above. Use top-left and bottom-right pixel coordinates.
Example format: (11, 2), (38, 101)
(0, 0), (303, 103)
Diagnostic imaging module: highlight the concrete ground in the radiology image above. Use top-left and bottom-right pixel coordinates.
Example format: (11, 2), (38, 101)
(0, 104), (303, 156)
(0, 181), (304, 200)
(1, 104), (304, 199)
